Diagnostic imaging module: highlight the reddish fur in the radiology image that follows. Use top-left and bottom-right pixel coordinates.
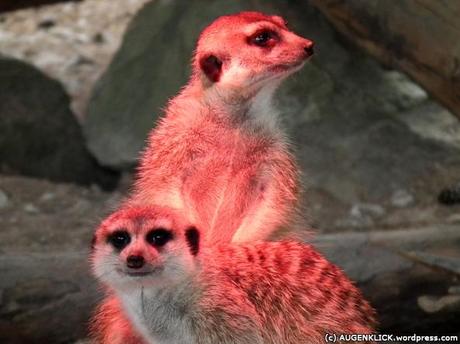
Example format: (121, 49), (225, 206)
(91, 242), (376, 344)
(92, 206), (187, 265)
(196, 242), (377, 343)
(93, 206), (187, 246)
(124, 11), (313, 245)
(90, 207), (377, 344)
(131, 112), (300, 244)
(89, 12), (345, 343)
(193, 11), (303, 77)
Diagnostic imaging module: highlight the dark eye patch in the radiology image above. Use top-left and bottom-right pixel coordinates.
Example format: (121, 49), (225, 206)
(107, 230), (131, 251)
(248, 29), (279, 47)
(146, 228), (173, 247)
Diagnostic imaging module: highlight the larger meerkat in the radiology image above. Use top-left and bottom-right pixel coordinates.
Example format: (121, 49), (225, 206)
(127, 11), (314, 244)
(90, 205), (376, 344)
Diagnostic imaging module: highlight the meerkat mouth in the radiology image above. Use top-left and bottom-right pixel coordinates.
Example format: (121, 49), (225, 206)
(272, 60), (306, 74)
(125, 271), (154, 277)
(250, 61), (306, 87)
(118, 266), (164, 277)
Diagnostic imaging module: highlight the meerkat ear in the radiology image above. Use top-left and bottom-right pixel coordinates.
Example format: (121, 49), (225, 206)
(185, 227), (200, 256)
(199, 54), (223, 83)
(271, 15), (287, 28)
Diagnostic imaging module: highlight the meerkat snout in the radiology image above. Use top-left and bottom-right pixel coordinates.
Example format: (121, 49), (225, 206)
(126, 255), (145, 269)
(304, 40), (314, 56)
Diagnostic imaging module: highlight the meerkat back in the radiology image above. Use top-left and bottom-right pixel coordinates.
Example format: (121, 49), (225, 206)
(199, 242), (377, 344)
(127, 11), (315, 245)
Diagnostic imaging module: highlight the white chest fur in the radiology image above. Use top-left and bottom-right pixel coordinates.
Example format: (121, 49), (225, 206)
(120, 286), (195, 344)
(246, 83), (281, 132)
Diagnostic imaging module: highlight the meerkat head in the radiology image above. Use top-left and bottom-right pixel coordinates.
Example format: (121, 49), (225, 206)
(91, 206), (200, 291)
(194, 11), (314, 98)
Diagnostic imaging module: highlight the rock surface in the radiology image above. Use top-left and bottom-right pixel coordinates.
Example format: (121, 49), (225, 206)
(315, 226), (460, 335)
(310, 0), (460, 119)
(0, 0), (151, 119)
(0, 175), (124, 343)
(83, 0), (460, 231)
(0, 56), (119, 189)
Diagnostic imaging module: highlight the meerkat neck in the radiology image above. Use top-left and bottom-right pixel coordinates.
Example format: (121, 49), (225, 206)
(245, 82), (281, 132)
(119, 281), (197, 344)
(180, 79), (282, 133)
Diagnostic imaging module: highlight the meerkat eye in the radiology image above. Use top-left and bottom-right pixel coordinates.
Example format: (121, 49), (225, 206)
(249, 30), (278, 47)
(146, 228), (173, 247)
(107, 230), (131, 250)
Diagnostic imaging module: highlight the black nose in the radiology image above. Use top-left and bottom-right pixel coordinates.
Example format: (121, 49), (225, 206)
(304, 41), (314, 56)
(126, 255), (145, 269)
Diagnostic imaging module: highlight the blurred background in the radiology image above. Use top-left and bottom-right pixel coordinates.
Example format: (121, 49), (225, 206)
(0, 0), (459, 343)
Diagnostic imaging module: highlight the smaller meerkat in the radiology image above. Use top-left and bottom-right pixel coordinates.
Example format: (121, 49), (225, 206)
(128, 11), (315, 245)
(90, 206), (377, 344)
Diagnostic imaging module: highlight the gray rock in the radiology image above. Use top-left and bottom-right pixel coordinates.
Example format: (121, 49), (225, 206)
(447, 213), (460, 223)
(310, 0), (460, 119)
(0, 174), (117, 343)
(391, 190), (414, 208)
(0, 252), (99, 344)
(448, 286), (460, 295)
(0, 189), (9, 209)
(314, 225), (460, 334)
(404, 251), (460, 276)
(383, 71), (427, 110)
(350, 203), (385, 218)
(418, 295), (460, 314)
(337, 203), (386, 228)
(23, 203), (39, 214)
(0, 56), (119, 189)
(396, 102), (460, 150)
(39, 192), (56, 202)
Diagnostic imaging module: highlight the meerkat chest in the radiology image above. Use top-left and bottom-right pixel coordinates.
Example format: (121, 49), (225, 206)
(120, 288), (195, 344)
(183, 137), (269, 192)
(181, 128), (274, 210)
